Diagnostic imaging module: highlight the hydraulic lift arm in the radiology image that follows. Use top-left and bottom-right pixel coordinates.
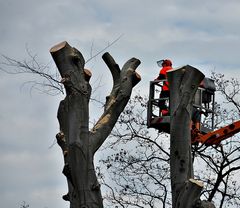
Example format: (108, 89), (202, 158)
(192, 120), (240, 146)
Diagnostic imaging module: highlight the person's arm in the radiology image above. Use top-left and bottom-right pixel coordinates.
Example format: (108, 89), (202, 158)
(155, 73), (166, 80)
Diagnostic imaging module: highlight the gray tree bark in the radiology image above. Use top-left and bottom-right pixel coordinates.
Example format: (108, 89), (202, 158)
(50, 41), (141, 208)
(167, 66), (215, 208)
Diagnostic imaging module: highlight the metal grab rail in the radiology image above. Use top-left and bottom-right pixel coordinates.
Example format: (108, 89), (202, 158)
(147, 79), (216, 133)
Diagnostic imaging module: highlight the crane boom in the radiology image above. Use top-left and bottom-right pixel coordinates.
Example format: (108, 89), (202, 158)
(193, 120), (240, 145)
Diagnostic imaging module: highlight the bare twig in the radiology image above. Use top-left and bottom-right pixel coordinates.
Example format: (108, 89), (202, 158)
(86, 34), (124, 63)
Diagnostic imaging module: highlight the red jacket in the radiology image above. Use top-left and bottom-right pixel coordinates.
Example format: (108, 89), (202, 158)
(157, 66), (172, 91)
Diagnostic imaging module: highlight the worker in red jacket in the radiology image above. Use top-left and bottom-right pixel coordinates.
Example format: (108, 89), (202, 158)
(155, 59), (173, 116)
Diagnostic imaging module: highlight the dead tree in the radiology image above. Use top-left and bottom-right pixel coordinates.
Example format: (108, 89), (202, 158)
(50, 41), (141, 208)
(168, 66), (215, 208)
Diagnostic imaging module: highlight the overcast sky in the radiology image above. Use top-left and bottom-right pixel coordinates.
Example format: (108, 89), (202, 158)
(1, 0), (240, 208)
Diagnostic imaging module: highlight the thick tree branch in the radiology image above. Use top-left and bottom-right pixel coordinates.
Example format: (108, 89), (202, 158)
(90, 53), (141, 153)
(50, 41), (91, 145)
(102, 52), (121, 87)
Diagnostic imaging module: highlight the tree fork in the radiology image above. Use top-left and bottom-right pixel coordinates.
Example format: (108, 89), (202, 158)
(50, 41), (141, 208)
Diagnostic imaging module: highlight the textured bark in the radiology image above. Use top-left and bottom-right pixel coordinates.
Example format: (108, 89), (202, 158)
(50, 41), (141, 208)
(199, 200), (216, 208)
(167, 65), (205, 208)
(176, 179), (203, 208)
(90, 52), (141, 153)
(176, 179), (216, 208)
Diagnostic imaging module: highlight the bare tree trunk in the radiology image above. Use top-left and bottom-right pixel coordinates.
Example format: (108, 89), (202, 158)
(168, 66), (216, 208)
(50, 41), (141, 208)
(168, 66), (205, 208)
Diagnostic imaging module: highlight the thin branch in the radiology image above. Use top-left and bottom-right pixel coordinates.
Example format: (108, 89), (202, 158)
(86, 34), (124, 63)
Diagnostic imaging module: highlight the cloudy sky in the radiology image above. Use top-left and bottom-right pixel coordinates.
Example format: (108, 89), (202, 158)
(1, 0), (240, 207)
